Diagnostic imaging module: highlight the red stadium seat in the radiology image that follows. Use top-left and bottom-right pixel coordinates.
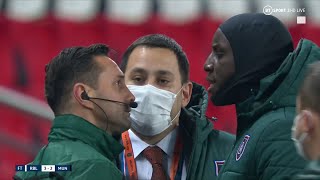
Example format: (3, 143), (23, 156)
(103, 0), (154, 61)
(55, 17), (105, 49)
(103, 19), (154, 63)
(0, 16), (16, 88)
(302, 0), (320, 46)
(6, 0), (57, 99)
(301, 24), (320, 46)
(153, 18), (205, 83)
(288, 24), (303, 48)
(54, 0), (104, 49)
(156, 0), (205, 84)
(7, 17), (59, 99)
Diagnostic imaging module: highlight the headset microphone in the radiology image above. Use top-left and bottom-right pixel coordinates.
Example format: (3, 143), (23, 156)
(81, 91), (138, 108)
(129, 102), (138, 108)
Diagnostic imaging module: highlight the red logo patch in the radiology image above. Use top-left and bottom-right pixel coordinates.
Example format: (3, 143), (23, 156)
(236, 135), (250, 161)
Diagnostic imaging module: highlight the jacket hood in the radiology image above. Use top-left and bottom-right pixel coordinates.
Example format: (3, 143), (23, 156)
(180, 82), (213, 142)
(214, 13), (294, 105)
(237, 39), (320, 131)
(185, 82), (209, 117)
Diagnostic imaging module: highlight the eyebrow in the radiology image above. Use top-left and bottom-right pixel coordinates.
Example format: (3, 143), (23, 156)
(212, 43), (219, 48)
(112, 74), (124, 84)
(156, 70), (174, 77)
(130, 67), (147, 74)
(130, 67), (174, 77)
(212, 42), (226, 51)
(117, 74), (125, 79)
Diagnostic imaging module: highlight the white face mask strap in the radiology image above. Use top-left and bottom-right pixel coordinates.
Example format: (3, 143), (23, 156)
(298, 132), (308, 143)
(168, 86), (184, 125)
(294, 114), (301, 125)
(178, 86), (183, 94)
(174, 84), (185, 97)
(169, 110), (181, 125)
(292, 131), (308, 142)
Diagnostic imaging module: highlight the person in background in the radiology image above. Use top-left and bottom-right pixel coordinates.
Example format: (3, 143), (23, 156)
(14, 44), (135, 179)
(119, 34), (235, 180)
(204, 13), (320, 180)
(291, 61), (320, 179)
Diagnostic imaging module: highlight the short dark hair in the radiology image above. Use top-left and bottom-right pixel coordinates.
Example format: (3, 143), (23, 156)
(299, 61), (320, 114)
(45, 44), (110, 114)
(120, 34), (189, 84)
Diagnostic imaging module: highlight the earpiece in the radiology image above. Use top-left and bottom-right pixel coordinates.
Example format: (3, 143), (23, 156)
(81, 91), (90, 100)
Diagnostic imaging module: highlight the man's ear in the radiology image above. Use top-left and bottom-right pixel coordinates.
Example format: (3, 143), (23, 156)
(301, 110), (315, 132)
(73, 83), (94, 110)
(181, 81), (193, 107)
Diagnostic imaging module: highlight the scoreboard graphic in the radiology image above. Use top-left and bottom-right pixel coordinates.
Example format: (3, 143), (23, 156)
(16, 165), (72, 172)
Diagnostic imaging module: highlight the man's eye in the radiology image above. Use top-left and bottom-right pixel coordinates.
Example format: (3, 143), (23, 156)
(213, 47), (223, 60)
(159, 79), (169, 84)
(116, 80), (122, 86)
(133, 77), (142, 82)
(213, 53), (223, 60)
(132, 77), (145, 85)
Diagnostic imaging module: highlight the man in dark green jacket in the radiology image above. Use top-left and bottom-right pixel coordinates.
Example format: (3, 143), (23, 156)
(204, 13), (320, 179)
(119, 34), (235, 180)
(290, 61), (320, 179)
(15, 44), (135, 179)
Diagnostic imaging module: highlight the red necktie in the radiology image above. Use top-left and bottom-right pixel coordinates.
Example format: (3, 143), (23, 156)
(143, 146), (168, 180)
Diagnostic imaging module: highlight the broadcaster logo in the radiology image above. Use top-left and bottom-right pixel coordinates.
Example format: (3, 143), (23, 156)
(263, 5), (273, 15)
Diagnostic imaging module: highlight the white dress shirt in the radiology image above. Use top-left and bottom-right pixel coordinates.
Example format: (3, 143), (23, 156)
(128, 129), (186, 180)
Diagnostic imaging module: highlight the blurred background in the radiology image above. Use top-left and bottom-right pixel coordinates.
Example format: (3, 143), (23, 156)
(0, 0), (319, 178)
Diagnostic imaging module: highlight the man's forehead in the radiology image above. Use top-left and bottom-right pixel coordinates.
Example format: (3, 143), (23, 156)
(96, 56), (124, 77)
(96, 56), (118, 69)
(127, 47), (179, 71)
(130, 67), (174, 76)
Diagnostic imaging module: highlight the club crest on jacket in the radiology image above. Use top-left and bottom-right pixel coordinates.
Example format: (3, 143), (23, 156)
(214, 160), (225, 176)
(236, 135), (250, 161)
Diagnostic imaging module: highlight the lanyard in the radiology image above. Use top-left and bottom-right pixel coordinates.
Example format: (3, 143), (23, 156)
(121, 131), (183, 180)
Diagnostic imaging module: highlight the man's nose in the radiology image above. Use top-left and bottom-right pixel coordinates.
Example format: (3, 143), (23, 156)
(127, 89), (135, 103)
(204, 63), (214, 72)
(204, 53), (214, 72)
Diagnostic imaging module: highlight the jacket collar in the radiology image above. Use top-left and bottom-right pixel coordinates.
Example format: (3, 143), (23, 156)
(179, 82), (213, 164)
(181, 82), (212, 140)
(236, 39), (320, 136)
(48, 114), (124, 161)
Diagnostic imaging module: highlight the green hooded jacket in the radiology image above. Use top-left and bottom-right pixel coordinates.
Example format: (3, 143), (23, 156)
(290, 160), (320, 179)
(217, 39), (320, 180)
(120, 82), (235, 180)
(14, 114), (124, 180)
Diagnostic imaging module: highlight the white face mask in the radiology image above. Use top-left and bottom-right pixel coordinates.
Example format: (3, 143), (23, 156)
(127, 84), (182, 136)
(291, 115), (308, 159)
